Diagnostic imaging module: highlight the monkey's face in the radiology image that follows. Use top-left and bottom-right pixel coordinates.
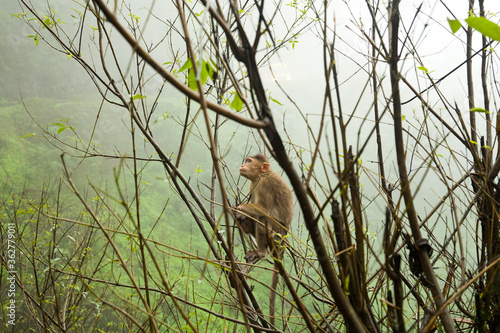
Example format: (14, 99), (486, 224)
(239, 156), (260, 181)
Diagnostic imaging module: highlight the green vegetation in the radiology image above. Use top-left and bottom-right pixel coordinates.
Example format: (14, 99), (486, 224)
(0, 95), (269, 330)
(3, 0), (500, 332)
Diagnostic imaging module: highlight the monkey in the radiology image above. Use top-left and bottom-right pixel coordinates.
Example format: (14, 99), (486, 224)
(235, 154), (293, 262)
(233, 153), (293, 325)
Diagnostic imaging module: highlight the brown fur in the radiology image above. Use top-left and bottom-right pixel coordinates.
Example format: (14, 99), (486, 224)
(234, 154), (293, 325)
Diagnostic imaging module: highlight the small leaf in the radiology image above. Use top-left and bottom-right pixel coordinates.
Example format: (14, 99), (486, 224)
(270, 97), (283, 106)
(447, 18), (462, 34)
(205, 59), (218, 81)
(182, 58), (217, 90)
(470, 107), (489, 113)
(465, 16), (500, 42)
(27, 34), (39, 46)
(417, 66), (428, 73)
(19, 133), (35, 139)
(198, 62), (209, 85)
(179, 59), (193, 72)
(230, 92), (244, 111)
(206, 261), (222, 269)
(10, 12), (28, 19)
(132, 94), (146, 100)
(344, 275), (350, 295)
(188, 69), (198, 91)
(129, 14), (140, 23)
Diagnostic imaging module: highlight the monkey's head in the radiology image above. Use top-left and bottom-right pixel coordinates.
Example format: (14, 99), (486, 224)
(239, 154), (270, 181)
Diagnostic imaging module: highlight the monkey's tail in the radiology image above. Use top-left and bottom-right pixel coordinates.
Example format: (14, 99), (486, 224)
(269, 268), (279, 326)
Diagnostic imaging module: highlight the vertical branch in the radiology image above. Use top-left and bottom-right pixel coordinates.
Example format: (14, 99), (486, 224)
(347, 147), (366, 310)
(129, 100), (154, 332)
(370, 5), (389, 196)
(331, 199), (348, 280)
(467, 0), (478, 154)
(383, 209), (405, 333)
(392, 255), (405, 332)
(387, 0), (456, 332)
(478, 0), (492, 151)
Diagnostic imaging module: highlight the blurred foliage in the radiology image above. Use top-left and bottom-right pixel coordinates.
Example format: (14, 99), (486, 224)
(0, 1), (94, 101)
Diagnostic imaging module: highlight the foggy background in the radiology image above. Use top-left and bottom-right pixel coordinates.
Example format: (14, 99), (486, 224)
(1, 0), (500, 253)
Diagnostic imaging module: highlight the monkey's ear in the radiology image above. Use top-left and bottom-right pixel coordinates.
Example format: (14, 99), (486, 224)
(261, 162), (270, 173)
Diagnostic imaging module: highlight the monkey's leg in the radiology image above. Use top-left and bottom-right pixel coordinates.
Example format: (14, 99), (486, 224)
(244, 222), (268, 263)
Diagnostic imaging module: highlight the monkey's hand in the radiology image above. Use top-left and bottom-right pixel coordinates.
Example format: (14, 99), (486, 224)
(244, 250), (266, 264)
(232, 205), (246, 221)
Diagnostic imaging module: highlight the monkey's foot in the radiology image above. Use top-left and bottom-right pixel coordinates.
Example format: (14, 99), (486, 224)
(244, 250), (265, 264)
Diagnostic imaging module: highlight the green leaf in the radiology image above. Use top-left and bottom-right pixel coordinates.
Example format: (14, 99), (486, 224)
(199, 62), (209, 85)
(129, 14), (140, 23)
(230, 92), (244, 111)
(10, 12), (28, 19)
(417, 66), (428, 73)
(188, 69), (198, 90)
(447, 18), (462, 34)
(132, 94), (146, 100)
(465, 16), (500, 41)
(344, 275), (350, 295)
(205, 59), (218, 81)
(179, 59), (193, 72)
(27, 34), (39, 46)
(44, 17), (53, 27)
(181, 58), (217, 90)
(270, 97), (283, 106)
(187, 65), (207, 91)
(19, 133), (35, 139)
(470, 107), (489, 113)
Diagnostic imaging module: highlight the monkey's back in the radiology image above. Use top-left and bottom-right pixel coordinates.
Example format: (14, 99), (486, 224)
(258, 170), (293, 233)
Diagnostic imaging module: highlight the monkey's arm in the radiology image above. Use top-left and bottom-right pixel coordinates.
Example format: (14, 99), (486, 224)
(236, 203), (270, 220)
(232, 205), (271, 263)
